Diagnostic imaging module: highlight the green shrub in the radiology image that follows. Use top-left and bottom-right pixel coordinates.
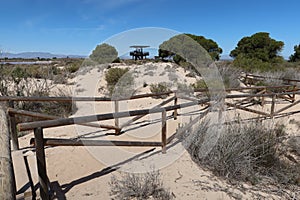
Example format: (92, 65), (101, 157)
(66, 64), (80, 73)
(191, 79), (207, 90)
(233, 55), (285, 73)
(11, 66), (29, 83)
(105, 67), (129, 86)
(149, 82), (171, 99)
(112, 57), (121, 63)
(105, 67), (134, 95)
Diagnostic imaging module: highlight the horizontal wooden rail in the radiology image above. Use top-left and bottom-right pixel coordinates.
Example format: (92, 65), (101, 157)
(167, 108), (210, 144)
(273, 99), (300, 115)
(226, 90), (300, 99)
(0, 96), (110, 102)
(8, 108), (120, 131)
(193, 85), (297, 93)
(245, 73), (300, 83)
(226, 102), (269, 116)
(18, 98), (210, 131)
(17, 89), (300, 131)
(0, 91), (174, 102)
(120, 96), (176, 129)
(235, 89), (266, 105)
(35, 138), (162, 147)
(8, 108), (60, 120)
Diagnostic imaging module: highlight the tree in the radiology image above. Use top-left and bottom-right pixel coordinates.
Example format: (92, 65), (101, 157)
(90, 43), (118, 64)
(158, 49), (174, 60)
(230, 32), (284, 62)
(185, 34), (223, 61)
(158, 34), (222, 61)
(289, 44), (300, 62)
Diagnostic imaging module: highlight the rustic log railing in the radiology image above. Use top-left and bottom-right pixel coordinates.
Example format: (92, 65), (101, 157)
(3, 86), (300, 151)
(3, 82), (300, 199)
(244, 73), (300, 83)
(14, 97), (210, 199)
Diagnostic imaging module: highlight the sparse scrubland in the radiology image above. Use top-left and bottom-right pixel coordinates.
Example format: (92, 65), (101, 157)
(3, 34), (300, 198)
(182, 119), (299, 182)
(100, 58), (299, 198)
(0, 58), (81, 130)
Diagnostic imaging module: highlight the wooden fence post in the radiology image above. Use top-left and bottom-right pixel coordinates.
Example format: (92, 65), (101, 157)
(8, 100), (19, 150)
(292, 85), (296, 103)
(8, 112), (19, 151)
(34, 127), (50, 200)
(261, 88), (266, 107)
(245, 74), (248, 86)
(270, 94), (276, 118)
(114, 100), (120, 134)
(161, 110), (167, 154)
(0, 107), (16, 200)
(173, 93), (178, 120)
(23, 155), (36, 199)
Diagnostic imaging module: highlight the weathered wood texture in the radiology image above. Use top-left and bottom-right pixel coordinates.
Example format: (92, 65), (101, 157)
(34, 128), (50, 200)
(120, 96), (175, 129)
(8, 112), (19, 151)
(0, 107), (16, 200)
(8, 108), (120, 130)
(18, 98), (210, 131)
(161, 110), (167, 154)
(36, 138), (162, 147)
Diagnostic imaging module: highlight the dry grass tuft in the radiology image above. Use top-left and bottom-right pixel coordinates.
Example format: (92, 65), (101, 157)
(110, 170), (173, 200)
(182, 119), (300, 186)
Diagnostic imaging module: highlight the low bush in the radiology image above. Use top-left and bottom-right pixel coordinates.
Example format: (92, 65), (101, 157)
(149, 82), (171, 99)
(190, 79), (207, 90)
(0, 64), (76, 128)
(182, 119), (300, 186)
(217, 65), (242, 88)
(232, 55), (285, 73)
(176, 82), (193, 95)
(110, 170), (173, 200)
(105, 67), (129, 86)
(15, 88), (76, 126)
(66, 63), (80, 73)
(249, 69), (300, 92)
(105, 67), (134, 96)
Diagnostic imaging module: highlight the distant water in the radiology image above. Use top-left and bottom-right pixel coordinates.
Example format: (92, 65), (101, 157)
(0, 61), (53, 65)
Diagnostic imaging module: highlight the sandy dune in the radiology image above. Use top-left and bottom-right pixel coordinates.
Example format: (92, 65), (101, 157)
(13, 62), (300, 199)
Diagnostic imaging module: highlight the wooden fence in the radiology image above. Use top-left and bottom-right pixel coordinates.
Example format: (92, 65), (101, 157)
(2, 79), (300, 199)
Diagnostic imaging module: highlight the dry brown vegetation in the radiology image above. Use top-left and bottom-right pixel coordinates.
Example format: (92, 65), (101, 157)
(0, 59), (80, 129)
(110, 169), (173, 200)
(180, 118), (300, 198)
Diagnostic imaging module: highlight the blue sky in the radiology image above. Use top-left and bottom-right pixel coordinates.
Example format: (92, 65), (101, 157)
(1, 0), (300, 58)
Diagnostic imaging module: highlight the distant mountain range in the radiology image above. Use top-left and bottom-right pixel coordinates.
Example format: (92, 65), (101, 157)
(220, 54), (233, 60)
(0, 52), (86, 59)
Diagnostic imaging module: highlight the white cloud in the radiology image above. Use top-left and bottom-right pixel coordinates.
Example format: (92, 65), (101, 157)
(81, 0), (141, 10)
